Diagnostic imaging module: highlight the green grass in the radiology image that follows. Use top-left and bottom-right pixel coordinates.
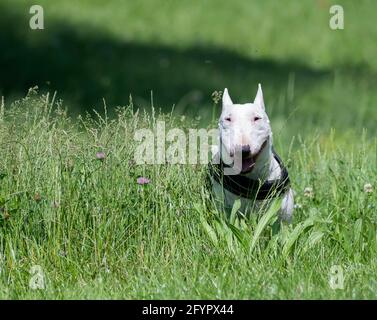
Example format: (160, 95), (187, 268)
(1, 0), (377, 132)
(1, 0), (377, 299)
(0, 92), (376, 299)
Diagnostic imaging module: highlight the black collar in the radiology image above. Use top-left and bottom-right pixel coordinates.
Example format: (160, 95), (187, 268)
(208, 149), (290, 200)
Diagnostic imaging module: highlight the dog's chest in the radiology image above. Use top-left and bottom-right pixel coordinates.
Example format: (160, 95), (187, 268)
(211, 177), (294, 222)
(209, 156), (290, 215)
(211, 177), (268, 213)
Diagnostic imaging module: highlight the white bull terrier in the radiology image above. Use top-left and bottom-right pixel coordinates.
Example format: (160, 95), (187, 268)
(209, 84), (294, 222)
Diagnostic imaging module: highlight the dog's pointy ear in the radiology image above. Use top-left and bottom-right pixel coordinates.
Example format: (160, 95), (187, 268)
(254, 83), (265, 110)
(222, 88), (233, 107)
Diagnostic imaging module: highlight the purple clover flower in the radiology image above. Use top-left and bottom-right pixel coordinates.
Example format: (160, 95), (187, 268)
(137, 177), (150, 185)
(96, 151), (106, 161)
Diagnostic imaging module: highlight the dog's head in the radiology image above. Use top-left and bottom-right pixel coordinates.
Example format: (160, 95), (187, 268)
(219, 84), (272, 174)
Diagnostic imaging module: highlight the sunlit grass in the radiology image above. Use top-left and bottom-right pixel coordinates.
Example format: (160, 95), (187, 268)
(0, 92), (376, 298)
(1, 0), (377, 299)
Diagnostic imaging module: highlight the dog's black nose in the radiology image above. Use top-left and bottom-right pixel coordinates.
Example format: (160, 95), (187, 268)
(241, 145), (251, 156)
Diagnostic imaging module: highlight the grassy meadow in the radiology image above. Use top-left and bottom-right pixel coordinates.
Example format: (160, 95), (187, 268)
(0, 0), (377, 299)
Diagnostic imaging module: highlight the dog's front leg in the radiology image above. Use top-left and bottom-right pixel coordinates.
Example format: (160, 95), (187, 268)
(278, 188), (294, 223)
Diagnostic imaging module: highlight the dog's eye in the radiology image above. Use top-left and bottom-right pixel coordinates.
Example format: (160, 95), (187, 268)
(253, 116), (262, 122)
(224, 117), (231, 122)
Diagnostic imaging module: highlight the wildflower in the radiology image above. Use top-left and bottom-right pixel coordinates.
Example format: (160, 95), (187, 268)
(211, 91), (222, 104)
(137, 177), (150, 185)
(304, 187), (314, 198)
(96, 151), (106, 161)
(364, 183), (373, 193)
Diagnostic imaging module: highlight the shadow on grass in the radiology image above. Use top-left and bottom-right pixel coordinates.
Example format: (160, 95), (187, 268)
(0, 3), (331, 120)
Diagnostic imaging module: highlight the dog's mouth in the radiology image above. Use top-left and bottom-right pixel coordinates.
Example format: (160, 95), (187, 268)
(239, 140), (268, 174)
